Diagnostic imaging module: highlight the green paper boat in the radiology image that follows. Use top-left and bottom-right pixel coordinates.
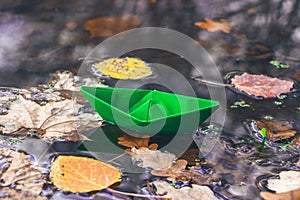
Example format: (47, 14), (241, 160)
(80, 86), (219, 134)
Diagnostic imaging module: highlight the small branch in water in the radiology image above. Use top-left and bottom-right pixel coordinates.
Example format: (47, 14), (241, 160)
(191, 77), (231, 87)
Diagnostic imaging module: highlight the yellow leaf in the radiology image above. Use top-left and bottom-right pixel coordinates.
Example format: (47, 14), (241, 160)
(194, 18), (231, 33)
(50, 156), (121, 193)
(92, 57), (153, 80)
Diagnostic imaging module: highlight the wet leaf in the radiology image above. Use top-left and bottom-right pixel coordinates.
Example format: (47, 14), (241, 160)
(0, 148), (44, 196)
(92, 57), (152, 80)
(0, 188), (47, 200)
(50, 156), (121, 193)
(194, 18), (231, 33)
(290, 135), (300, 149)
(84, 15), (140, 38)
(151, 159), (187, 178)
(151, 180), (218, 200)
(231, 73), (294, 98)
(260, 188), (300, 200)
(255, 120), (297, 142)
(118, 133), (158, 150)
(265, 171), (300, 193)
(130, 147), (176, 170)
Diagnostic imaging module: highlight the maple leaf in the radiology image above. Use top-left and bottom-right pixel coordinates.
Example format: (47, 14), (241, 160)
(50, 156), (121, 193)
(150, 180), (218, 200)
(0, 147), (44, 196)
(118, 133), (158, 150)
(130, 147), (175, 170)
(194, 18), (231, 33)
(231, 73), (294, 98)
(84, 15), (140, 38)
(92, 57), (153, 80)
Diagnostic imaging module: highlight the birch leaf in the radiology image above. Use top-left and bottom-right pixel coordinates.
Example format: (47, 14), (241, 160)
(50, 156), (121, 193)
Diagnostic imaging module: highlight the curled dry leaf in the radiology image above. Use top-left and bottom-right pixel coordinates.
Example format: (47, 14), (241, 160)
(254, 120), (297, 142)
(130, 147), (175, 170)
(0, 148), (44, 196)
(92, 57), (153, 80)
(84, 15), (140, 38)
(151, 180), (218, 200)
(50, 156), (121, 193)
(231, 73), (294, 98)
(118, 133), (158, 150)
(266, 171), (300, 193)
(194, 18), (231, 33)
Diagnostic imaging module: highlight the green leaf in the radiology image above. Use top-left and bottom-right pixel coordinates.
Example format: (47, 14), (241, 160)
(260, 128), (267, 138)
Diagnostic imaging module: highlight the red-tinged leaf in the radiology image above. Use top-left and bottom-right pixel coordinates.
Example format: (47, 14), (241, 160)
(231, 73), (294, 98)
(50, 156), (121, 193)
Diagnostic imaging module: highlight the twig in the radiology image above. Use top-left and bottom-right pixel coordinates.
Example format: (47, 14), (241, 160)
(106, 187), (171, 199)
(191, 77), (231, 87)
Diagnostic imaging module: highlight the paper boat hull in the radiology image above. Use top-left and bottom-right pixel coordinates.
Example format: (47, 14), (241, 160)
(80, 86), (219, 134)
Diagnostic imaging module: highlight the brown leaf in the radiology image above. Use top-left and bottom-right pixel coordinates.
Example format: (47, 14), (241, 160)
(179, 148), (200, 166)
(255, 120), (297, 142)
(151, 180), (218, 200)
(118, 133), (158, 150)
(194, 18), (231, 33)
(231, 73), (294, 98)
(50, 156), (121, 193)
(290, 135), (300, 149)
(151, 159), (187, 178)
(84, 15), (140, 38)
(0, 148), (44, 196)
(130, 147), (175, 170)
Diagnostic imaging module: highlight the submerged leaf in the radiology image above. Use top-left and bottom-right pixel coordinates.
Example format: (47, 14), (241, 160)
(260, 188), (300, 200)
(255, 120), (296, 142)
(118, 133), (158, 150)
(0, 148), (44, 196)
(231, 73), (294, 98)
(92, 57), (152, 80)
(84, 15), (140, 38)
(194, 18), (231, 33)
(130, 147), (176, 170)
(151, 180), (218, 200)
(50, 156), (121, 193)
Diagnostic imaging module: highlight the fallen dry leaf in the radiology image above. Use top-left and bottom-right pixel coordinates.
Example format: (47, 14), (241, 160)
(130, 147), (176, 170)
(151, 159), (187, 178)
(255, 120), (297, 142)
(50, 156), (121, 193)
(92, 57), (153, 80)
(84, 15), (140, 38)
(0, 148), (44, 196)
(118, 133), (158, 150)
(194, 18), (231, 33)
(231, 73), (294, 98)
(266, 171), (300, 193)
(290, 135), (300, 149)
(0, 96), (78, 140)
(151, 180), (218, 200)
(0, 188), (47, 200)
(260, 188), (300, 200)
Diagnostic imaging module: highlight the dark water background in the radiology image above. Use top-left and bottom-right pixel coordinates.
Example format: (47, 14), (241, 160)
(0, 1), (299, 200)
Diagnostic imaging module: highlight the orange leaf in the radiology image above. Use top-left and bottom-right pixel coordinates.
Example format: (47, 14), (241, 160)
(194, 18), (231, 33)
(84, 15), (140, 38)
(50, 156), (121, 193)
(118, 133), (158, 150)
